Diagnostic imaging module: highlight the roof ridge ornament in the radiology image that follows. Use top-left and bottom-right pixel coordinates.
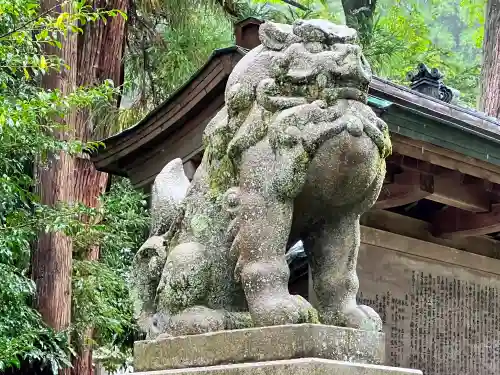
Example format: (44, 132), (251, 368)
(406, 63), (454, 104)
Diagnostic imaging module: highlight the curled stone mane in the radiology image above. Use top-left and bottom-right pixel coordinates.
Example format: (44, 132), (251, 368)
(203, 19), (390, 197)
(130, 18), (392, 339)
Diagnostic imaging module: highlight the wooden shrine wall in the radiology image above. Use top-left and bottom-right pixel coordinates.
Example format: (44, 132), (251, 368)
(356, 227), (500, 375)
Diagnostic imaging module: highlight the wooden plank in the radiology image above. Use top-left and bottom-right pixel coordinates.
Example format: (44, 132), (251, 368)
(128, 95), (223, 174)
(97, 61), (222, 160)
(361, 209), (500, 259)
(374, 170), (430, 209)
(375, 186), (429, 209)
(391, 133), (500, 185)
(386, 154), (439, 177)
(432, 204), (500, 237)
(127, 65), (224, 149)
(421, 173), (491, 213)
(181, 62), (225, 105)
(129, 119), (204, 186)
(361, 225), (500, 276)
(129, 98), (224, 187)
(375, 166), (491, 212)
(105, 72), (226, 167)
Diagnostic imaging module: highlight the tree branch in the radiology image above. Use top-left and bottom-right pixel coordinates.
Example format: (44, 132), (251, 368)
(280, 0), (309, 11)
(215, 0), (240, 17)
(0, 1), (65, 40)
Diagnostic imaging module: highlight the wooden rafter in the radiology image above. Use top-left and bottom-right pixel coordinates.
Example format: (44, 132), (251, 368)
(391, 134), (500, 185)
(432, 204), (500, 237)
(420, 173), (491, 213)
(377, 159), (493, 212)
(374, 170), (429, 209)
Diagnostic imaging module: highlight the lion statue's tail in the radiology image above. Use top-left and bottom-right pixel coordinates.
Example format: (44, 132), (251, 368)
(150, 158), (191, 236)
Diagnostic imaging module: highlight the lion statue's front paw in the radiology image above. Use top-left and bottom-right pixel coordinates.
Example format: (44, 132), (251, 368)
(250, 294), (319, 326)
(343, 304), (383, 332)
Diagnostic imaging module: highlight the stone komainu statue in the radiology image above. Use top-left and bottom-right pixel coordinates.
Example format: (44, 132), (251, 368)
(130, 19), (392, 339)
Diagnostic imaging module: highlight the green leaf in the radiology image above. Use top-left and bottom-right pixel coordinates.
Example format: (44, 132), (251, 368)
(40, 55), (47, 70)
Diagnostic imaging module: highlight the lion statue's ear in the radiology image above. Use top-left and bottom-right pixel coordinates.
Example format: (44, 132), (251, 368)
(258, 21), (302, 51)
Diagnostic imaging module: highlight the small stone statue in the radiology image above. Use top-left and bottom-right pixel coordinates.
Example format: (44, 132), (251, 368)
(130, 19), (392, 338)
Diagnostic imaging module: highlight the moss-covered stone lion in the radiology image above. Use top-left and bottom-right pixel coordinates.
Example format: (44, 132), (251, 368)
(130, 19), (391, 339)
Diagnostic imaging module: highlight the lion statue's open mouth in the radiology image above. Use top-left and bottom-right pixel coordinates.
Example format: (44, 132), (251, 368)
(130, 19), (392, 339)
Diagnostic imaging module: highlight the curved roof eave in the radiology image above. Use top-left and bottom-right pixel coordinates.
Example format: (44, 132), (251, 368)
(90, 46), (248, 152)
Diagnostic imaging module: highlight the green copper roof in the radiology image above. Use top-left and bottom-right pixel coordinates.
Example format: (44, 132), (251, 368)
(368, 96), (393, 109)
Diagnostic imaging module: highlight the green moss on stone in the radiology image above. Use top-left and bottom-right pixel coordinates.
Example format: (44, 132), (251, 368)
(224, 311), (254, 330)
(190, 214), (211, 238)
(273, 147), (310, 199)
(227, 115), (269, 160)
(298, 307), (320, 324)
(208, 154), (239, 198)
(159, 263), (211, 315)
(381, 124), (392, 159)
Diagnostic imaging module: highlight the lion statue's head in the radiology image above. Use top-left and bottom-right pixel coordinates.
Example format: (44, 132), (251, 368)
(203, 19), (391, 197)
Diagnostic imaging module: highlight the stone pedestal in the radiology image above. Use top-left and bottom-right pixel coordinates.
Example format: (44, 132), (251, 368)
(133, 324), (422, 375)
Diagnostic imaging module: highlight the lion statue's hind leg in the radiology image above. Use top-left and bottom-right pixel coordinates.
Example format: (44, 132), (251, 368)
(297, 129), (386, 332)
(302, 211), (383, 332)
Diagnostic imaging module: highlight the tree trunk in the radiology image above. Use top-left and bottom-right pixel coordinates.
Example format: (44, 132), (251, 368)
(71, 349), (93, 375)
(33, 0), (128, 374)
(480, 0), (500, 117)
(341, 0), (378, 45)
(32, 2), (77, 375)
(71, 1), (128, 374)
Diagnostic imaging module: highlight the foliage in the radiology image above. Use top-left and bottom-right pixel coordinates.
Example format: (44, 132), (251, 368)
(118, 0), (486, 127)
(71, 179), (149, 372)
(0, 264), (72, 374)
(121, 3), (235, 120)
(2, 180), (148, 373)
(249, 0), (484, 107)
(372, 0), (484, 106)
(0, 0), (145, 374)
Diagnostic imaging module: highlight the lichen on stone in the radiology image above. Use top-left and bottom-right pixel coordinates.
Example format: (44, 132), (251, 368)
(130, 18), (392, 338)
(207, 153), (239, 198)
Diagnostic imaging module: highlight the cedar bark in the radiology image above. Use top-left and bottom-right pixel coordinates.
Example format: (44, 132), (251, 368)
(32, 0), (128, 374)
(341, 0), (378, 45)
(32, 2), (78, 375)
(71, 1), (128, 374)
(480, 0), (500, 117)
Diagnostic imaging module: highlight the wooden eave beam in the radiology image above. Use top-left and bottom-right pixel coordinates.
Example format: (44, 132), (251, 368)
(391, 133), (500, 185)
(91, 51), (242, 173)
(432, 204), (500, 237)
(374, 166), (492, 212)
(420, 173), (490, 213)
(374, 170), (430, 209)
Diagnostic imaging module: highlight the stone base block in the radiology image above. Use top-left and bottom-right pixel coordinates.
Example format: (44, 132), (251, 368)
(133, 358), (422, 375)
(134, 324), (384, 372)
